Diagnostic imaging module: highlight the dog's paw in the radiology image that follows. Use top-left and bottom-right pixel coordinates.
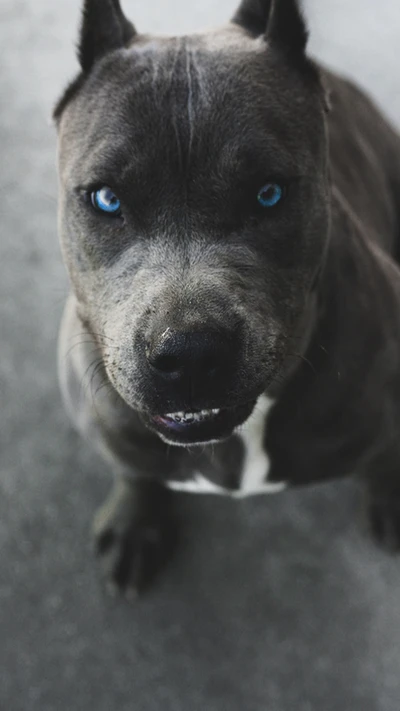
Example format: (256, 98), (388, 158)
(367, 495), (400, 553)
(93, 479), (177, 598)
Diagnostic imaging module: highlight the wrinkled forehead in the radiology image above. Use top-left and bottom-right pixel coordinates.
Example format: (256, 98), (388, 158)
(59, 29), (323, 183)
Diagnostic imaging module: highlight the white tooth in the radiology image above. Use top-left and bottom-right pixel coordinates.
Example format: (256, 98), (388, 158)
(164, 409), (222, 422)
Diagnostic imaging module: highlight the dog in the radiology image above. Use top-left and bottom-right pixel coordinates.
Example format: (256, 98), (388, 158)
(54, 0), (400, 596)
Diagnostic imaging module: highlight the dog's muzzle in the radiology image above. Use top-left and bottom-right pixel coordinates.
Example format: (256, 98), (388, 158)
(142, 326), (256, 445)
(148, 401), (257, 445)
(146, 328), (232, 383)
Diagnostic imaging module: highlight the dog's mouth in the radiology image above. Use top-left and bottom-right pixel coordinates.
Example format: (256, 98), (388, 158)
(147, 401), (256, 446)
(156, 407), (221, 426)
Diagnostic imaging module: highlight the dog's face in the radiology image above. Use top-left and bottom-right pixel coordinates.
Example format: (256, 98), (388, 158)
(55, 0), (330, 445)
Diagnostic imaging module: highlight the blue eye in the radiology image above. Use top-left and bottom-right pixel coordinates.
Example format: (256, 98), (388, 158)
(257, 182), (284, 208)
(91, 186), (121, 215)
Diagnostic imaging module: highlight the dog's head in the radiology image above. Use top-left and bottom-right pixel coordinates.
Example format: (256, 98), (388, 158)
(55, 0), (330, 446)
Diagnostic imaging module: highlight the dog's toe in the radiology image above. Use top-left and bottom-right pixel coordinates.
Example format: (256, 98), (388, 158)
(95, 516), (175, 596)
(93, 479), (177, 596)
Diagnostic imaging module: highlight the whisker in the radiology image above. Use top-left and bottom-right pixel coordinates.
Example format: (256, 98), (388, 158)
(287, 351), (316, 374)
(69, 331), (118, 343)
(80, 357), (103, 398)
(90, 365), (110, 425)
(64, 341), (101, 361)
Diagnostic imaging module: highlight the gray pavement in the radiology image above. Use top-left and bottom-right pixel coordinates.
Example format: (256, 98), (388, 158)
(1, 1), (400, 709)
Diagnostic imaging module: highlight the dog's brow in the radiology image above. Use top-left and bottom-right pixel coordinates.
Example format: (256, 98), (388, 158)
(215, 139), (301, 178)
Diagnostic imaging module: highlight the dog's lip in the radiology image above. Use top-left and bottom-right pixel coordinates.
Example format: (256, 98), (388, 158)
(144, 400), (257, 445)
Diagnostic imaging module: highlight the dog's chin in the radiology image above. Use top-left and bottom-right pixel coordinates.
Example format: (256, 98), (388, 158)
(141, 400), (257, 447)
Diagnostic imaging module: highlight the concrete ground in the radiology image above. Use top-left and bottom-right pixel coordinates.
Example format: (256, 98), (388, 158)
(1, 1), (400, 709)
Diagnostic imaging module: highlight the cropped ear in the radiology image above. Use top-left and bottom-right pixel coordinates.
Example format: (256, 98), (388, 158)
(53, 0), (136, 122)
(231, 0), (274, 37)
(78, 0), (136, 72)
(232, 0), (308, 56)
(266, 0), (308, 56)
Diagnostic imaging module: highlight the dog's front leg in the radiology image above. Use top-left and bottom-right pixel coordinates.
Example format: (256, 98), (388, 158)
(93, 476), (177, 598)
(58, 296), (179, 596)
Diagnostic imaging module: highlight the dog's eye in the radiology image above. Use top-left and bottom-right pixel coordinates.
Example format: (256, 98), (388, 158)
(91, 186), (121, 216)
(257, 183), (285, 208)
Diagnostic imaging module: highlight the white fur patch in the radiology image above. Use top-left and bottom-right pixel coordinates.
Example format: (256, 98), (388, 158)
(167, 473), (228, 496)
(166, 395), (286, 498)
(237, 394), (285, 494)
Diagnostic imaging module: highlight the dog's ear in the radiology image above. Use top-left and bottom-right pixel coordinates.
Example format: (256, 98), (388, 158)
(232, 0), (308, 56)
(266, 0), (308, 56)
(78, 0), (136, 72)
(53, 0), (135, 121)
(231, 0), (274, 37)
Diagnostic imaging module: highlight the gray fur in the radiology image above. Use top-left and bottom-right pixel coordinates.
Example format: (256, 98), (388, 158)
(55, 0), (400, 593)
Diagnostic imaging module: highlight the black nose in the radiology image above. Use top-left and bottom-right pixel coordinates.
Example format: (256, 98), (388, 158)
(146, 329), (232, 382)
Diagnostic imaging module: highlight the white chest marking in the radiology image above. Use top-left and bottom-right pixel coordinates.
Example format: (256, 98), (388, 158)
(238, 394), (285, 495)
(167, 474), (228, 496)
(166, 395), (286, 498)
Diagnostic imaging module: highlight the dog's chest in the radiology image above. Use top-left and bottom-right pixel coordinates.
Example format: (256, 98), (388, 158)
(166, 395), (286, 497)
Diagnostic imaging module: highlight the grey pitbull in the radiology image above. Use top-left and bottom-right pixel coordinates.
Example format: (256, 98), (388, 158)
(54, 0), (400, 595)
